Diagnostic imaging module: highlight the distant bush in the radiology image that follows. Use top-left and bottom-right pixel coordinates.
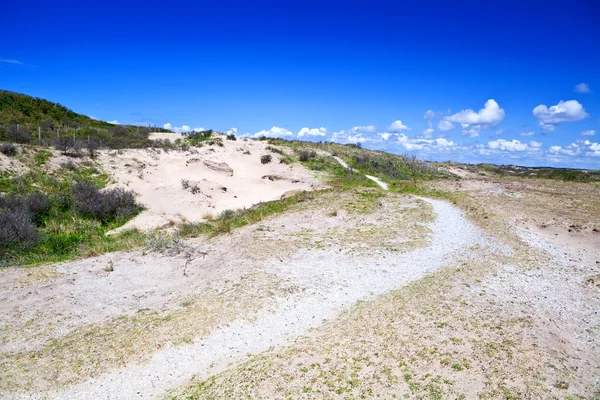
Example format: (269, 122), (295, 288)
(0, 143), (17, 156)
(186, 130), (213, 145)
(298, 150), (317, 161)
(0, 209), (38, 249)
(6, 127), (32, 144)
(226, 134), (237, 141)
(86, 141), (99, 158)
(73, 181), (139, 223)
(54, 136), (74, 153)
(261, 154), (272, 164)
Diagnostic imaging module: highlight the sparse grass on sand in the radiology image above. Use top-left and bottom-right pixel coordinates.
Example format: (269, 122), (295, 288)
(165, 242), (594, 400)
(0, 272), (283, 393)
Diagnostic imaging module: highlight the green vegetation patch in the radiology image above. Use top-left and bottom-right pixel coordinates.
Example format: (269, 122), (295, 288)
(0, 147), (144, 267)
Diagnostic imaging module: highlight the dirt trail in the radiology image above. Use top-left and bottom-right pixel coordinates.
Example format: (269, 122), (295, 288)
(29, 198), (483, 400)
(328, 154), (389, 190)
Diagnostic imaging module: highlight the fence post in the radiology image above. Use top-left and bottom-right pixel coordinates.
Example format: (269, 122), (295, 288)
(38, 127), (41, 142)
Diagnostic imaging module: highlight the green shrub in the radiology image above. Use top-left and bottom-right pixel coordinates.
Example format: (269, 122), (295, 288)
(73, 181), (140, 224)
(0, 209), (38, 249)
(0, 143), (17, 156)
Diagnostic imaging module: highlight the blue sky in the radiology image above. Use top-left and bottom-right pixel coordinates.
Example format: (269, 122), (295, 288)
(1, 0), (599, 168)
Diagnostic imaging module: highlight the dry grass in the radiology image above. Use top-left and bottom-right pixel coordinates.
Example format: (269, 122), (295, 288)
(167, 243), (595, 399)
(0, 272), (285, 394)
(245, 190), (434, 259)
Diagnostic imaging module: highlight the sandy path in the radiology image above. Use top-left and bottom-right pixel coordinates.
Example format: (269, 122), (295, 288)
(365, 175), (388, 190)
(30, 197), (484, 400)
(328, 154), (388, 190)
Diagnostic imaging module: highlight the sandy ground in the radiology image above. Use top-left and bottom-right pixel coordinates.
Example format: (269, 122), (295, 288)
(1, 192), (483, 399)
(98, 134), (326, 232)
(2, 150), (599, 399)
(433, 172), (600, 264)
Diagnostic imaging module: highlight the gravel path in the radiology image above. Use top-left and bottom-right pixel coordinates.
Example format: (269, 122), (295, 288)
(30, 197), (485, 400)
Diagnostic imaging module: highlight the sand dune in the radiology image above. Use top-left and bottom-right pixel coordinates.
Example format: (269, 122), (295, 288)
(99, 133), (326, 233)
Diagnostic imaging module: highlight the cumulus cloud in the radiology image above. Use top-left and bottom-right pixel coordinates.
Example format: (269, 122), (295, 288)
(422, 127), (435, 138)
(108, 120), (120, 125)
(298, 127), (327, 137)
(396, 134), (457, 151)
(519, 131), (535, 137)
(226, 127), (238, 135)
(163, 122), (205, 133)
(379, 132), (392, 141)
(574, 83), (591, 93)
(253, 126), (293, 138)
(351, 125), (377, 133)
(388, 120), (410, 132)
(437, 120), (454, 132)
(461, 124), (481, 138)
(423, 110), (436, 120)
(441, 99), (505, 137)
(532, 100), (589, 132)
(548, 139), (600, 157)
(581, 129), (596, 136)
(330, 125), (379, 143)
(445, 99), (505, 125)
(487, 139), (541, 152)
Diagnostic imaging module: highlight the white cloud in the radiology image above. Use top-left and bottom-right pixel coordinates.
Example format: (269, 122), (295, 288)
(422, 127), (435, 138)
(437, 120), (454, 132)
(461, 124), (481, 137)
(226, 127), (238, 135)
(298, 127), (327, 137)
(519, 131), (535, 137)
(423, 110), (436, 120)
(529, 141), (543, 148)
(396, 134), (457, 151)
(351, 125), (377, 133)
(163, 122), (204, 133)
(493, 129), (504, 136)
(108, 120), (120, 125)
(0, 58), (24, 65)
(574, 83), (591, 93)
(487, 139), (542, 152)
(388, 120), (411, 132)
(445, 99), (505, 126)
(347, 134), (369, 144)
(548, 139), (600, 157)
(253, 126), (293, 138)
(379, 132), (392, 141)
(442, 99), (505, 137)
(581, 129), (596, 136)
(532, 100), (589, 132)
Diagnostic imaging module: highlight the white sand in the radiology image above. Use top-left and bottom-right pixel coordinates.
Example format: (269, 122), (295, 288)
(99, 134), (326, 233)
(38, 197), (484, 399)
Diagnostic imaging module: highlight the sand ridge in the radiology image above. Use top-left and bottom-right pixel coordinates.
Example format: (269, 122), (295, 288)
(99, 133), (326, 233)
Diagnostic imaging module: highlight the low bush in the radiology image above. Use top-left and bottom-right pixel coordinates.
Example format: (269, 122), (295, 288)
(25, 193), (51, 225)
(86, 141), (99, 158)
(6, 127), (32, 144)
(0, 144), (17, 156)
(0, 209), (38, 249)
(226, 134), (237, 141)
(73, 181), (139, 223)
(298, 150), (317, 161)
(261, 154), (272, 164)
